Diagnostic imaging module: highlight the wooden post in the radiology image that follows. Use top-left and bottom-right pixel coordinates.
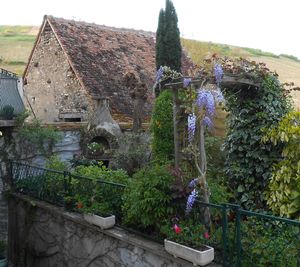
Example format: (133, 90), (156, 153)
(199, 120), (211, 229)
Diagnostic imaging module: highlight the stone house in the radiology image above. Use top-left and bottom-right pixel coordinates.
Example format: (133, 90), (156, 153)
(23, 15), (192, 124)
(23, 15), (192, 163)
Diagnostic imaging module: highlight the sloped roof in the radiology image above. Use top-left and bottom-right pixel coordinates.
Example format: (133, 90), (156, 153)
(25, 15), (193, 121)
(0, 69), (25, 115)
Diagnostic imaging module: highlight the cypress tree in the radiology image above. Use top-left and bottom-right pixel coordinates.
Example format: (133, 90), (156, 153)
(156, 9), (165, 70)
(155, 0), (182, 72)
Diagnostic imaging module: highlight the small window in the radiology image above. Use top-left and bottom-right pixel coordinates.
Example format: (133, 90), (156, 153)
(59, 112), (83, 122)
(64, 118), (81, 122)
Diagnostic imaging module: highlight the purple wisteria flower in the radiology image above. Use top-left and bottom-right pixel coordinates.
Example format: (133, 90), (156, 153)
(196, 89), (215, 117)
(202, 116), (213, 129)
(187, 113), (196, 143)
(214, 63), (223, 86)
(183, 78), (192, 87)
(188, 178), (198, 189)
(155, 66), (164, 83)
(214, 89), (224, 104)
(186, 189), (198, 214)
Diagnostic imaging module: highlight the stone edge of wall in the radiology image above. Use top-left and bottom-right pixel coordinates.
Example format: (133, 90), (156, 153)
(10, 193), (199, 266)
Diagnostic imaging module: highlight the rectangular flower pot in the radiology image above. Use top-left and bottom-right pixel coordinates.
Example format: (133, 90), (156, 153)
(83, 214), (115, 229)
(164, 239), (214, 266)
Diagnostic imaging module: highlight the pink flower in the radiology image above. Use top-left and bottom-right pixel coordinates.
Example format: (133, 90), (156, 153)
(203, 232), (210, 239)
(173, 224), (182, 234)
(76, 202), (84, 209)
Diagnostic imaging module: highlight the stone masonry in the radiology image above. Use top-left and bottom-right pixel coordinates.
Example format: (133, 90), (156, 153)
(24, 23), (92, 122)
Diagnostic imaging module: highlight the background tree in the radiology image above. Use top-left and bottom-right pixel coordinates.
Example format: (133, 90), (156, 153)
(155, 0), (182, 72)
(155, 9), (165, 71)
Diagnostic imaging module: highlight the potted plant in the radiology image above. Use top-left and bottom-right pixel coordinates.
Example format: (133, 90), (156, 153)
(87, 142), (105, 157)
(0, 240), (7, 267)
(0, 105), (14, 120)
(162, 220), (214, 266)
(75, 195), (115, 230)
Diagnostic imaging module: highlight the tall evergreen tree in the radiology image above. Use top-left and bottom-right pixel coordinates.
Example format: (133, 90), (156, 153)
(155, 9), (165, 70)
(155, 0), (182, 72)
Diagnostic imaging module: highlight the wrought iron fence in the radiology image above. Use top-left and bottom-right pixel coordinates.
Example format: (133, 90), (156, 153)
(11, 162), (300, 267)
(12, 162), (126, 221)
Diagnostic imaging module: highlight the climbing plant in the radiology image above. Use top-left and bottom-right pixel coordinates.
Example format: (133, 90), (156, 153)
(262, 111), (300, 218)
(0, 111), (60, 184)
(151, 89), (174, 163)
(221, 58), (292, 210)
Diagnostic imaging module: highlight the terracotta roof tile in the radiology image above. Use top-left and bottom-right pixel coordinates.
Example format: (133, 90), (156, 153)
(47, 16), (193, 120)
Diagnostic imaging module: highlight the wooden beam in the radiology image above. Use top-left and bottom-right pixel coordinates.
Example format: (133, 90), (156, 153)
(163, 74), (260, 90)
(0, 120), (15, 128)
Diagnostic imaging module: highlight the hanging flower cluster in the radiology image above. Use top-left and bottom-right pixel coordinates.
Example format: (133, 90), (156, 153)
(197, 90), (215, 117)
(185, 64), (224, 214)
(186, 189), (198, 214)
(183, 77), (192, 87)
(187, 113), (196, 143)
(214, 63), (223, 86)
(188, 87), (224, 142)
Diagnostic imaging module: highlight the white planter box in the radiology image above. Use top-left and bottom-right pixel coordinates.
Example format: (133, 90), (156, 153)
(164, 239), (214, 266)
(84, 214), (115, 229)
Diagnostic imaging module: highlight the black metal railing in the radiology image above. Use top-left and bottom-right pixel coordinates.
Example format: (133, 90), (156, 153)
(12, 162), (126, 221)
(11, 162), (300, 267)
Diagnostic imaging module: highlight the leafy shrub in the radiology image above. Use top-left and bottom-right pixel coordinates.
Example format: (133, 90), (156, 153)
(111, 133), (150, 176)
(0, 105), (14, 120)
(73, 163), (130, 185)
(208, 178), (232, 204)
(45, 155), (67, 171)
(122, 165), (176, 232)
(151, 90), (174, 163)
(262, 111), (300, 218)
(15, 111), (60, 157)
(223, 73), (291, 210)
(71, 164), (129, 217)
(280, 54), (300, 62)
(241, 218), (299, 267)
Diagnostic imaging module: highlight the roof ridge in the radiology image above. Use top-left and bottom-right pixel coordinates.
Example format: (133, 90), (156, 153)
(46, 15), (155, 37)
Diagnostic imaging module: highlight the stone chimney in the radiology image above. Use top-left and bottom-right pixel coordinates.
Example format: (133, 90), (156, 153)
(88, 97), (122, 137)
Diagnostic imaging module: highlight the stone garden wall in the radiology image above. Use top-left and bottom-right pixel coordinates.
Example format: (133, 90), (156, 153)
(7, 194), (222, 267)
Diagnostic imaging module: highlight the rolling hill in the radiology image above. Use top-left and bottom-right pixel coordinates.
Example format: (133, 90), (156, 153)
(0, 25), (299, 109)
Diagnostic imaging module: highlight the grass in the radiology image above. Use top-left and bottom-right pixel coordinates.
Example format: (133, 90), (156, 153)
(0, 26), (38, 75)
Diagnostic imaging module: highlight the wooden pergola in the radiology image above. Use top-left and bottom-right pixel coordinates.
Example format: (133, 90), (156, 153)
(163, 74), (260, 168)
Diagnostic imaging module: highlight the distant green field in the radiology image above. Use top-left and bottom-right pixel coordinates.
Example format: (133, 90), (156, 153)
(0, 26), (38, 75)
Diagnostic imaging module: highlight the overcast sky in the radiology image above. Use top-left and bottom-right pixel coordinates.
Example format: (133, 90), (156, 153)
(2, 0), (299, 59)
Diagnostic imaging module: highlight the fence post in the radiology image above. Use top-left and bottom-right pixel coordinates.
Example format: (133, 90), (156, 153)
(63, 171), (69, 209)
(236, 206), (242, 267)
(221, 203), (229, 266)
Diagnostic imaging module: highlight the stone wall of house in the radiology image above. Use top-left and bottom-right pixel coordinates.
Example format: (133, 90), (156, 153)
(31, 129), (81, 167)
(8, 195), (219, 267)
(24, 22), (93, 123)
